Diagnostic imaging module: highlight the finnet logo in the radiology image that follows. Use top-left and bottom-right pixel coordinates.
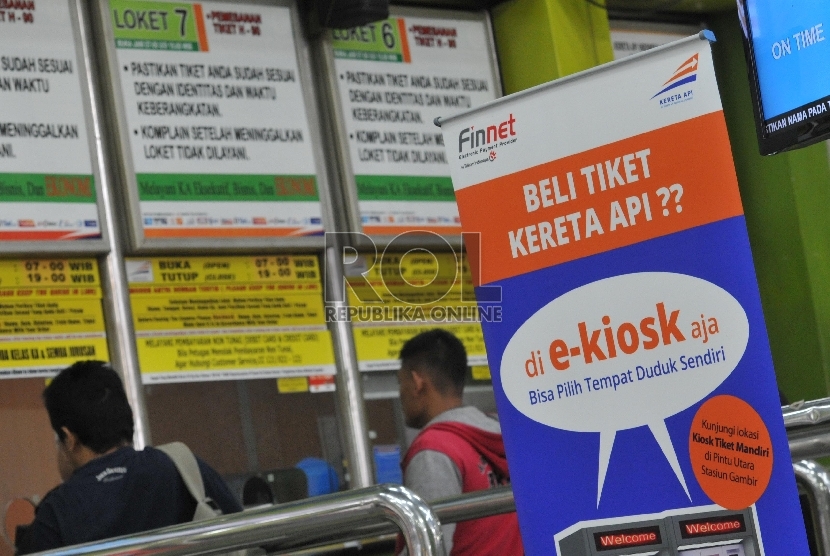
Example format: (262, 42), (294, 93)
(458, 113), (516, 153)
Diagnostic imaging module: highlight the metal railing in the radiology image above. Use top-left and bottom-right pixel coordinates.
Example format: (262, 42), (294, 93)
(265, 486), (516, 555)
(275, 485), (516, 554)
(26, 484), (514, 556)
(32, 485), (444, 556)
(30, 398), (830, 556)
(785, 397), (830, 460)
(784, 398), (830, 556)
(794, 460), (830, 556)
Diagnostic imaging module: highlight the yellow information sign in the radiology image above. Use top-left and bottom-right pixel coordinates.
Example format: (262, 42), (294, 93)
(471, 365), (492, 381)
(277, 377), (309, 393)
(0, 259), (108, 379)
(0, 258), (100, 287)
(127, 256), (336, 383)
(345, 252), (491, 372)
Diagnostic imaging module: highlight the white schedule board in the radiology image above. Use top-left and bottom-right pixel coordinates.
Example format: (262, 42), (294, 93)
(100, 0), (326, 248)
(610, 20), (701, 61)
(0, 0), (105, 248)
(328, 9), (499, 236)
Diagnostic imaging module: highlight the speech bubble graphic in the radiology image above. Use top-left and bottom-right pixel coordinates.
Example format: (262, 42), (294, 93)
(500, 272), (749, 506)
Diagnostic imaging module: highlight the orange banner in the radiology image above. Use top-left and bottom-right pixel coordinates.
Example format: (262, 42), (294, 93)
(456, 111), (743, 285)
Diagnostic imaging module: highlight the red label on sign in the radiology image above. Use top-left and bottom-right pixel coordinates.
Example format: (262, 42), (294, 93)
(593, 526), (662, 551)
(679, 515), (747, 538)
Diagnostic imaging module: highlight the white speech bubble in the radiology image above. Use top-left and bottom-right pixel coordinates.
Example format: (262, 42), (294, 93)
(500, 272), (749, 506)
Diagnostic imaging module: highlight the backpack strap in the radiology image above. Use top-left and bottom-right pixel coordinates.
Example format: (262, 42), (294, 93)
(157, 442), (219, 520)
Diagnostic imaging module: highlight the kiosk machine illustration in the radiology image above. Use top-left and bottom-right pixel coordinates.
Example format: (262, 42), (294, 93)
(558, 507), (760, 556)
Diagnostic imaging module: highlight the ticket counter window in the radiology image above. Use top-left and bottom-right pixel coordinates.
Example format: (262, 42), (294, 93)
(362, 368), (497, 469)
(129, 254), (341, 501)
(0, 379), (63, 556)
(145, 380), (344, 503)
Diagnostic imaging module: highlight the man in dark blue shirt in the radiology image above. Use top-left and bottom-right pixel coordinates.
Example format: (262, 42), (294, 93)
(16, 361), (241, 554)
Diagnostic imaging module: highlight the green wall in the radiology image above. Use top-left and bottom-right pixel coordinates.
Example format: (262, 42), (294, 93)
(709, 12), (830, 402)
(492, 0), (613, 93)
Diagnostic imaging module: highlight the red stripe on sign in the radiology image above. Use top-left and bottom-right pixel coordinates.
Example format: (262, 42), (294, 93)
(0, 231), (99, 240)
(362, 225), (462, 235)
(193, 4), (210, 52)
(143, 227), (315, 238)
(397, 18), (411, 63)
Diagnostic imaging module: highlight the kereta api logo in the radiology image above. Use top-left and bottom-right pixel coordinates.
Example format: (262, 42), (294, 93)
(458, 113), (516, 153)
(652, 53), (698, 107)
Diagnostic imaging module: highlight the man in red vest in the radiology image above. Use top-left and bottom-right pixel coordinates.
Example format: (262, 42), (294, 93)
(398, 329), (523, 556)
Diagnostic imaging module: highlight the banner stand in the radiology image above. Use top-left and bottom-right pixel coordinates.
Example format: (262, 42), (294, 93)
(440, 31), (810, 556)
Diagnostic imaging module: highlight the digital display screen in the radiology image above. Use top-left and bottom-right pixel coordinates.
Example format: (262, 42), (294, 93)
(679, 514), (747, 539)
(740, 0), (830, 153)
(593, 525), (663, 551)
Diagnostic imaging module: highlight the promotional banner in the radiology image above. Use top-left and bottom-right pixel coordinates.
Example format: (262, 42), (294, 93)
(330, 13), (498, 235)
(0, 0), (102, 242)
(0, 259), (108, 378)
(126, 255), (336, 383)
(441, 34), (809, 556)
(344, 251), (489, 371)
(108, 0), (323, 240)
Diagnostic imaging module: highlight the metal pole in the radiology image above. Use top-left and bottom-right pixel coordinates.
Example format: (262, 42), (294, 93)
(74, 0), (150, 448)
(788, 422), (830, 461)
(33, 485), (444, 556)
(324, 245), (374, 489)
(793, 461), (830, 556)
(432, 485), (516, 524)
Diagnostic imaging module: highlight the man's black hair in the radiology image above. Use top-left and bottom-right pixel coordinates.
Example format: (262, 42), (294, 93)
(43, 360), (134, 453)
(399, 329), (467, 396)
